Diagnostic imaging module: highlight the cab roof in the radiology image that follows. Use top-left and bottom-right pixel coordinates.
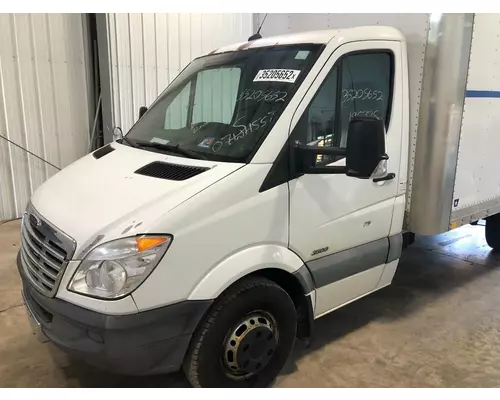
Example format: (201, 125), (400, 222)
(209, 26), (405, 55)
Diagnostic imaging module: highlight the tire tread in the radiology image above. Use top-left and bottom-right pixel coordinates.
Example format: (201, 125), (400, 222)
(486, 214), (500, 251)
(183, 277), (293, 388)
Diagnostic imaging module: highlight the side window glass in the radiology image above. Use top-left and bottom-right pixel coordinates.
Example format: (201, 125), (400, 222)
(339, 52), (392, 147)
(291, 51), (392, 167)
(293, 67), (339, 166)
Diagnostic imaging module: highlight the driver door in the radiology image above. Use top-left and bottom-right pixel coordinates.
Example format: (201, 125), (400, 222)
(288, 41), (403, 317)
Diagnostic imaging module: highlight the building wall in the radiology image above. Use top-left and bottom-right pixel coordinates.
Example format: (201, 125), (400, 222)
(0, 13), (92, 221)
(103, 13), (253, 136)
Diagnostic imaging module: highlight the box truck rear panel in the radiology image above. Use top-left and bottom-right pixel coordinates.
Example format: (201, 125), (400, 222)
(452, 14), (500, 227)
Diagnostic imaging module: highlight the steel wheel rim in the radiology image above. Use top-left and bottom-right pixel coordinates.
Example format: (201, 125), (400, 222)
(221, 310), (279, 380)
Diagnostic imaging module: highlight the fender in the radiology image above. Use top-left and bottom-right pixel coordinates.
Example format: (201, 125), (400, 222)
(187, 244), (312, 301)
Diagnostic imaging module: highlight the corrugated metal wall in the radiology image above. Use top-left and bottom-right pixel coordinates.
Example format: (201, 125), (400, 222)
(0, 13), (92, 220)
(104, 13), (253, 135)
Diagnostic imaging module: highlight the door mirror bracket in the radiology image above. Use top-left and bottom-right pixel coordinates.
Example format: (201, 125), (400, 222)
(292, 117), (389, 179)
(112, 126), (123, 142)
(292, 143), (347, 174)
(138, 106), (148, 119)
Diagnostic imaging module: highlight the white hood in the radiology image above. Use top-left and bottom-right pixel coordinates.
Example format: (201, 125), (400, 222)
(30, 142), (243, 258)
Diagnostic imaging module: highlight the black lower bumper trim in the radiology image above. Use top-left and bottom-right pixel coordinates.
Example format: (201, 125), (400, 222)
(18, 252), (212, 376)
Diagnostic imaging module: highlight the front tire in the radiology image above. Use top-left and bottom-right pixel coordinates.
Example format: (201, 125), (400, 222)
(183, 276), (297, 388)
(486, 214), (500, 251)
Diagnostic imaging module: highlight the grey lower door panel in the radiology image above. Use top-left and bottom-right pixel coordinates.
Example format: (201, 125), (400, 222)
(305, 233), (402, 288)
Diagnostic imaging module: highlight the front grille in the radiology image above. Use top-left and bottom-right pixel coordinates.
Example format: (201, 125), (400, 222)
(20, 204), (76, 297)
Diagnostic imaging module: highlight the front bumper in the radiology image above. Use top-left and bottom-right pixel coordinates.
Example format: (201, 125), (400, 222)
(18, 252), (212, 376)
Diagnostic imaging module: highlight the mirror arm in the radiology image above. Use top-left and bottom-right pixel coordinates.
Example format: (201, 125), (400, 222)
(292, 143), (348, 175)
(304, 165), (348, 174)
(295, 144), (347, 157)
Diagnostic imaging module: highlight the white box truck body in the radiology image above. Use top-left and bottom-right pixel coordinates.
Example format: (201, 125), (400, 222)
(16, 13), (500, 387)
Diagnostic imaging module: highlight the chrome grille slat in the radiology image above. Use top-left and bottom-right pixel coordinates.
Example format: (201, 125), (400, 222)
(19, 204), (76, 297)
(21, 243), (58, 281)
(21, 248), (55, 288)
(23, 217), (66, 261)
(20, 251), (49, 295)
(21, 227), (61, 272)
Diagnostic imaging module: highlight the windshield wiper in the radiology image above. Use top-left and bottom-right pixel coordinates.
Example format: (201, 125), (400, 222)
(121, 135), (138, 148)
(134, 140), (207, 160)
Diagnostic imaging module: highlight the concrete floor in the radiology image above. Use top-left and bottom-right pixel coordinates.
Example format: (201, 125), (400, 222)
(2, 220), (500, 387)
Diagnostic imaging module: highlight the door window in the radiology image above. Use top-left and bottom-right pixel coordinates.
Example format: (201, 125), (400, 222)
(292, 51), (393, 166)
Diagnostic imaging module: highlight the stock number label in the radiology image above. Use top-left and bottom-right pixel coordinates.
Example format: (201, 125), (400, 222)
(253, 69), (301, 83)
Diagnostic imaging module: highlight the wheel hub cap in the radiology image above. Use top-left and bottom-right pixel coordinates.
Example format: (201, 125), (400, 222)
(223, 312), (277, 376)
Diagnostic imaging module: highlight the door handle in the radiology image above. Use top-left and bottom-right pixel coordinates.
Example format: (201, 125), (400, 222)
(373, 173), (395, 183)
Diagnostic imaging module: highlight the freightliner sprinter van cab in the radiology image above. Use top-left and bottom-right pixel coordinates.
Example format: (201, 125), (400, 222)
(17, 19), (500, 387)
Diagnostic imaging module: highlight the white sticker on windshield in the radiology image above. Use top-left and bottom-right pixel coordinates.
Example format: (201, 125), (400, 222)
(150, 137), (169, 145)
(295, 50), (310, 60)
(253, 69), (300, 83)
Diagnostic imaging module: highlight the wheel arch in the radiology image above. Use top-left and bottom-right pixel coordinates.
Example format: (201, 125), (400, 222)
(187, 244), (316, 340)
(246, 268), (315, 340)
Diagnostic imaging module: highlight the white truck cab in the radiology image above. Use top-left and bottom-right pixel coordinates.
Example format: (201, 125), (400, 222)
(17, 14), (500, 387)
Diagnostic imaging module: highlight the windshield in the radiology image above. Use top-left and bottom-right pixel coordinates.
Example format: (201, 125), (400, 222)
(124, 44), (324, 162)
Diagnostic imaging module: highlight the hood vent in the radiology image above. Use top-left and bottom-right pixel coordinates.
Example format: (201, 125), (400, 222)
(134, 161), (209, 181)
(93, 144), (115, 159)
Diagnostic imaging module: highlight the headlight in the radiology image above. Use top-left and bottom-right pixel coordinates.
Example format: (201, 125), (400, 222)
(68, 235), (172, 299)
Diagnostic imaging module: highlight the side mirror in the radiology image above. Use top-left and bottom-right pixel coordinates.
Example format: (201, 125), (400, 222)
(112, 126), (123, 142)
(292, 116), (388, 178)
(345, 117), (388, 179)
(139, 106), (148, 119)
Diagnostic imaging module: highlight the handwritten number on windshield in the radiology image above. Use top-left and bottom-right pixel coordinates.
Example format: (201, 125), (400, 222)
(349, 110), (380, 119)
(211, 111), (277, 153)
(236, 89), (288, 103)
(342, 89), (384, 103)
